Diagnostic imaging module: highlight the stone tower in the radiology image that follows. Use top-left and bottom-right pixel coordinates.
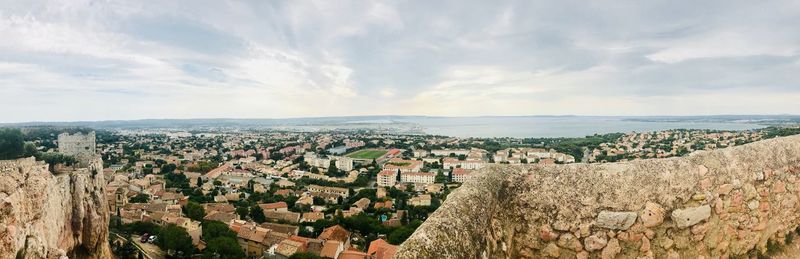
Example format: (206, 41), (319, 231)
(58, 131), (97, 165)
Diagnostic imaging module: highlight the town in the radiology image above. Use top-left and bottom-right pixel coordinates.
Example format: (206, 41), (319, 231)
(12, 125), (800, 259)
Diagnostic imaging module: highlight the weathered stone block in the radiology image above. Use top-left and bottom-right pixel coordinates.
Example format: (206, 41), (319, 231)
(595, 211), (637, 230)
(584, 234), (608, 251)
(671, 205), (711, 228)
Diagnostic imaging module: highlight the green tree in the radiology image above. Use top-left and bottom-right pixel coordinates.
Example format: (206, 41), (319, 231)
(387, 226), (415, 245)
(184, 202), (206, 221)
(0, 128), (26, 159)
(202, 237), (244, 259)
(249, 205), (266, 223)
(202, 220), (237, 240)
(157, 224), (195, 256)
(326, 160), (339, 177)
(235, 206), (249, 219)
(129, 194), (150, 203)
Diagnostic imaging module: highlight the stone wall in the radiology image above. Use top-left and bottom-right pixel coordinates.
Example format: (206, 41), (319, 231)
(58, 131), (96, 165)
(0, 157), (110, 259)
(396, 135), (800, 258)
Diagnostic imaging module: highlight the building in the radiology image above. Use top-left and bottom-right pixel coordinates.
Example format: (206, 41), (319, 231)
(383, 158), (423, 173)
(352, 198), (371, 210)
(377, 170), (397, 187)
(265, 211), (301, 223)
(327, 146), (348, 155)
(235, 225), (271, 257)
(431, 149), (470, 156)
(320, 240), (344, 259)
(307, 185), (349, 198)
(318, 225), (351, 248)
(410, 194), (432, 206)
(367, 239), (398, 259)
(259, 202), (289, 213)
(400, 172), (435, 184)
(261, 222), (299, 236)
(451, 168), (474, 183)
(442, 157), (486, 170)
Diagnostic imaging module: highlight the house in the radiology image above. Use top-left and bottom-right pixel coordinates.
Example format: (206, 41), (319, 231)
(296, 195), (314, 206)
(276, 179), (296, 188)
(275, 236), (307, 257)
(203, 211), (239, 224)
(376, 187), (387, 198)
(259, 202), (289, 213)
(320, 240), (344, 259)
(339, 249), (368, 259)
(235, 225), (271, 257)
(319, 225), (351, 248)
(352, 198), (371, 210)
(425, 183), (444, 194)
(261, 222), (299, 236)
(410, 194), (432, 206)
(301, 212), (325, 223)
(367, 239), (398, 259)
(373, 200), (393, 209)
(265, 211), (301, 223)
(203, 203), (236, 214)
(307, 185), (349, 198)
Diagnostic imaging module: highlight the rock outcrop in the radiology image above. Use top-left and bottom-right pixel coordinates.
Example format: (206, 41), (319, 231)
(0, 157), (111, 259)
(396, 135), (800, 258)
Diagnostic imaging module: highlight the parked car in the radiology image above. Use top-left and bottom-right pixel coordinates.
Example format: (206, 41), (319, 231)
(147, 235), (157, 243)
(140, 233), (149, 243)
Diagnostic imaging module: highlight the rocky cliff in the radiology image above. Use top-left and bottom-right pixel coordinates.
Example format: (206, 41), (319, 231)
(396, 135), (800, 258)
(0, 157), (111, 259)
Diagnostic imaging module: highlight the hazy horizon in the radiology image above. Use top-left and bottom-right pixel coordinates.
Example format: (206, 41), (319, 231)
(3, 1), (800, 121)
(4, 114), (800, 124)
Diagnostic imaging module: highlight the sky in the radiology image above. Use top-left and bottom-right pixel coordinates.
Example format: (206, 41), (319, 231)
(1, 0), (800, 122)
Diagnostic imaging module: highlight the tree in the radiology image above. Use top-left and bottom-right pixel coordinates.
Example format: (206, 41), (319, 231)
(157, 224), (195, 256)
(202, 220), (237, 240)
(235, 206), (249, 219)
(113, 239), (138, 259)
(0, 128), (26, 159)
(160, 163), (177, 174)
(185, 202), (206, 221)
(129, 194), (150, 203)
(203, 237), (244, 259)
(387, 226), (415, 245)
(249, 205), (266, 223)
(326, 160), (339, 177)
(196, 177), (203, 187)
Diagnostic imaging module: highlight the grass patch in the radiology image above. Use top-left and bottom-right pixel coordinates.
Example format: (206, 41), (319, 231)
(346, 149), (388, 159)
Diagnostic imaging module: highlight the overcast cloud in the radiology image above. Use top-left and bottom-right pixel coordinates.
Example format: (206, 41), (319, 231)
(1, 0), (799, 122)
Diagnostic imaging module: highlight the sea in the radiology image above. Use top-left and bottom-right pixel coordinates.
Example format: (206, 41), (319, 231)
(395, 116), (768, 138)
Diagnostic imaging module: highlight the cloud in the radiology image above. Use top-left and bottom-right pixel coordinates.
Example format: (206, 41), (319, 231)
(1, 0), (799, 122)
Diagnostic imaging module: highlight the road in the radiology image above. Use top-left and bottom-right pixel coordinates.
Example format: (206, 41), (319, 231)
(131, 235), (166, 259)
(110, 232), (165, 259)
